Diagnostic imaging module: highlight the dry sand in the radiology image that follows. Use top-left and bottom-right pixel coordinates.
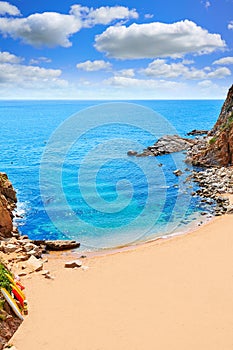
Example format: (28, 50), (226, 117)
(11, 215), (233, 350)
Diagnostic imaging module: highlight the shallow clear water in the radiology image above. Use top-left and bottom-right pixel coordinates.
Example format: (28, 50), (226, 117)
(0, 99), (223, 250)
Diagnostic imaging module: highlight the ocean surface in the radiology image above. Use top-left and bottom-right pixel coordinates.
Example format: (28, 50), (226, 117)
(0, 99), (223, 251)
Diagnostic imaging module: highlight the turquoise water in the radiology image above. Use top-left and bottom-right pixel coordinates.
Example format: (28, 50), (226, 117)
(0, 100), (223, 250)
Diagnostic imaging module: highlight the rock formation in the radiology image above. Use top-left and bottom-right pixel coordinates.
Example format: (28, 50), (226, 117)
(128, 135), (195, 157)
(190, 85), (233, 166)
(0, 173), (17, 239)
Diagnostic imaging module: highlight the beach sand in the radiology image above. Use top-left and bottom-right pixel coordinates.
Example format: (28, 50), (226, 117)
(11, 215), (233, 350)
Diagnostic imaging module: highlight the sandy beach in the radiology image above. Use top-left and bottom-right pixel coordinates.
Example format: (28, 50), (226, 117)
(11, 215), (233, 350)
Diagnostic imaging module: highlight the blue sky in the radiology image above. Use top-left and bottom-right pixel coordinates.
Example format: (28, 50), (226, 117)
(0, 0), (232, 99)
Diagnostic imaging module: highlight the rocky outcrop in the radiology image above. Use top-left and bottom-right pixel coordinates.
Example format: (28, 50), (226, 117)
(191, 167), (233, 215)
(0, 173), (17, 239)
(42, 240), (80, 251)
(128, 135), (195, 157)
(187, 129), (208, 136)
(190, 85), (233, 166)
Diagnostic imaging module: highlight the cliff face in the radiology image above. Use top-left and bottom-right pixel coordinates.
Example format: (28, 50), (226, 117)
(191, 85), (233, 167)
(0, 173), (17, 239)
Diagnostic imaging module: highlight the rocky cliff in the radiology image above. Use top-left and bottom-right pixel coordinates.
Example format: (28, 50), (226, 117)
(0, 173), (17, 239)
(191, 85), (233, 166)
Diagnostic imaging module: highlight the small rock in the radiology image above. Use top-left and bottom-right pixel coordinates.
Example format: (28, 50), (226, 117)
(4, 243), (18, 254)
(23, 242), (37, 252)
(17, 271), (27, 277)
(173, 169), (183, 176)
(226, 205), (233, 214)
(64, 260), (82, 268)
(19, 235), (29, 240)
(127, 150), (138, 156)
(26, 255), (43, 272)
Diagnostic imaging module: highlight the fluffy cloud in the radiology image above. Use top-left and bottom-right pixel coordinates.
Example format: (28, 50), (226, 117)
(0, 13), (82, 47)
(0, 1), (21, 16)
(70, 5), (138, 26)
(141, 59), (188, 78)
(104, 76), (183, 89)
(207, 67), (231, 79)
(95, 20), (226, 59)
(76, 60), (112, 71)
(29, 56), (52, 65)
(141, 59), (231, 79)
(0, 5), (138, 48)
(0, 50), (21, 63)
(213, 56), (233, 65)
(0, 51), (67, 89)
(114, 69), (135, 77)
(228, 21), (233, 30)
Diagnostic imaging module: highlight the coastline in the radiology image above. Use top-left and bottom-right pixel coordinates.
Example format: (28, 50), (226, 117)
(10, 213), (233, 350)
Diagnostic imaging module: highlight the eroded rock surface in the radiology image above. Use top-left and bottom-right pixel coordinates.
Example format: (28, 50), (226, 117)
(0, 173), (17, 239)
(189, 85), (233, 166)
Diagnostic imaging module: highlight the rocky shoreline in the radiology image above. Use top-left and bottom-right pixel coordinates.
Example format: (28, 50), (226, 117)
(0, 173), (81, 350)
(127, 85), (233, 217)
(191, 167), (233, 216)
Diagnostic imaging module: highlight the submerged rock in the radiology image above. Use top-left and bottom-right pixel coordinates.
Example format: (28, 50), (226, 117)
(127, 150), (138, 156)
(173, 169), (183, 176)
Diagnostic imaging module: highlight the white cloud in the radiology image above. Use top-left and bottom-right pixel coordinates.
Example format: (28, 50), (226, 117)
(141, 59), (231, 80)
(0, 1), (21, 16)
(76, 60), (112, 71)
(114, 69), (135, 77)
(141, 59), (188, 78)
(0, 60), (67, 89)
(29, 56), (52, 65)
(0, 13), (82, 47)
(95, 20), (226, 59)
(228, 21), (233, 30)
(198, 80), (214, 88)
(0, 50), (21, 63)
(0, 5), (138, 48)
(213, 56), (233, 65)
(70, 5), (138, 26)
(207, 67), (231, 78)
(201, 0), (211, 9)
(144, 14), (154, 19)
(104, 76), (184, 89)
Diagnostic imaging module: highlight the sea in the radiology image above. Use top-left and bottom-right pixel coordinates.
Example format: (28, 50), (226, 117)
(0, 99), (223, 251)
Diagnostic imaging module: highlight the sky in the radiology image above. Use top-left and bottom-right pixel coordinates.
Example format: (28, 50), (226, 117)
(0, 0), (232, 99)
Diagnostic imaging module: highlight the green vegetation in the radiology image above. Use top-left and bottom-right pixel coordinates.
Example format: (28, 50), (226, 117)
(0, 263), (12, 293)
(0, 263), (12, 321)
(219, 112), (233, 131)
(209, 136), (217, 144)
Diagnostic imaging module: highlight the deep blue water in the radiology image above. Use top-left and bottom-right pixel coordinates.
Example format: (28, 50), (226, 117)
(0, 100), (223, 250)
